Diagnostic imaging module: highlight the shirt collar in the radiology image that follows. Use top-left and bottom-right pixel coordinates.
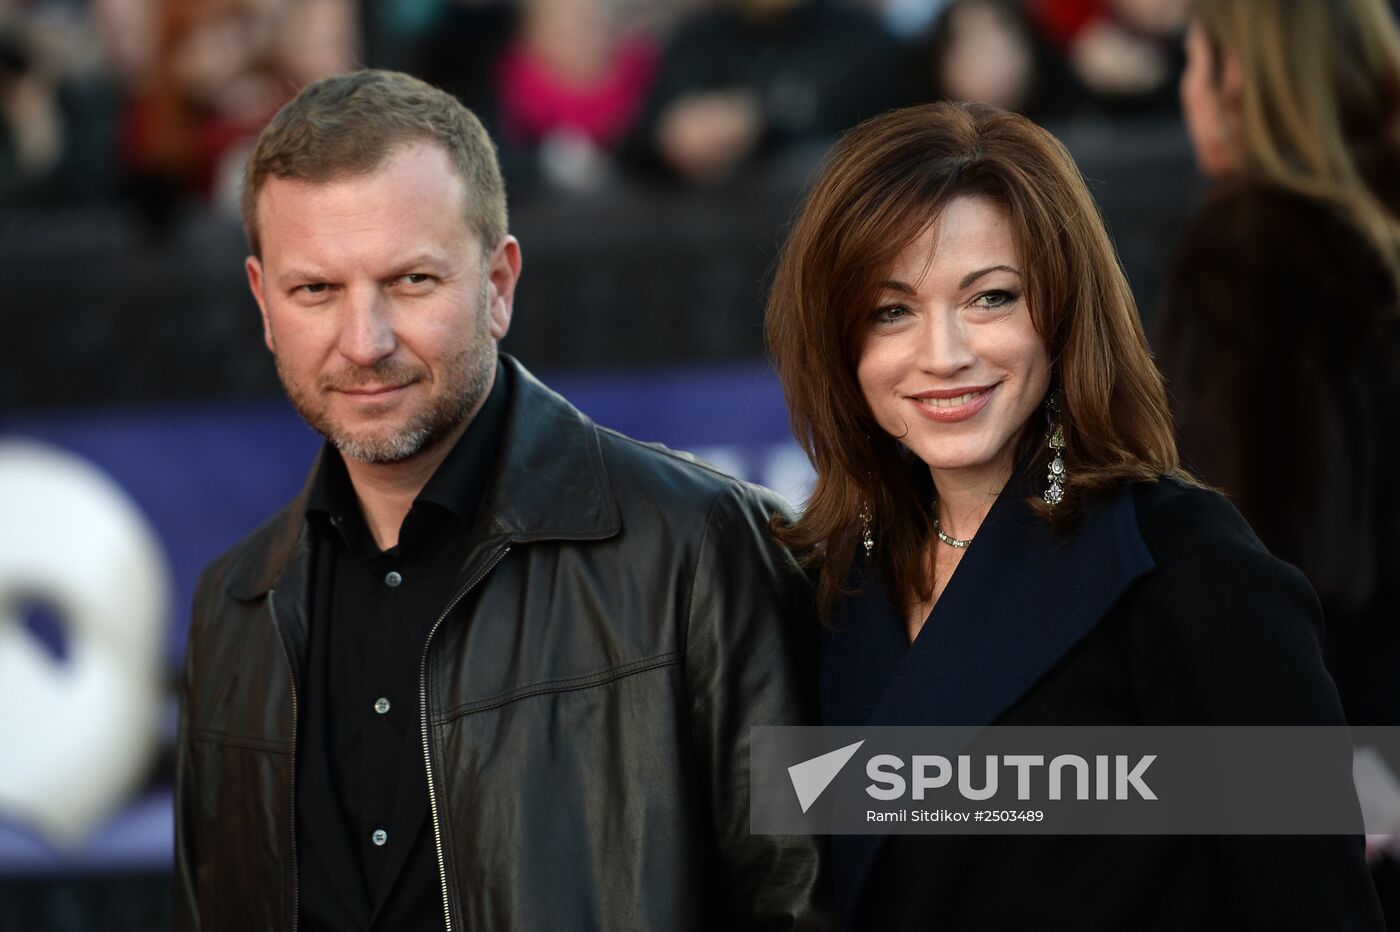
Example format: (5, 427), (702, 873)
(416, 359), (510, 527)
(227, 355), (621, 601)
(304, 360), (511, 548)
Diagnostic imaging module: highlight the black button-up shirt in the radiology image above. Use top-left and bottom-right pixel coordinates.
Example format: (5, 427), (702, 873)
(297, 363), (509, 930)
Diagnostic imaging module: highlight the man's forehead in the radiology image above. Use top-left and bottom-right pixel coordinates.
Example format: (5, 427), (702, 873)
(268, 246), (460, 278)
(254, 145), (479, 262)
(258, 142), (463, 203)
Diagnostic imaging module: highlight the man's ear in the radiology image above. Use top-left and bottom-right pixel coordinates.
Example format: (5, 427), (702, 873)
(246, 256), (275, 352)
(485, 235), (522, 341)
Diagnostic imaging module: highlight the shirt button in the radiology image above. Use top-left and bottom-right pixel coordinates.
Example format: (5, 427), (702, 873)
(374, 697), (391, 715)
(384, 571), (402, 588)
(372, 829), (388, 847)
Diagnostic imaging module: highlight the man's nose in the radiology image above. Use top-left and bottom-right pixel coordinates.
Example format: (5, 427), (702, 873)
(337, 287), (396, 367)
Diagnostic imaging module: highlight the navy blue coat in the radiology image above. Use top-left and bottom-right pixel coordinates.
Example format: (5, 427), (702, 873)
(821, 477), (1384, 930)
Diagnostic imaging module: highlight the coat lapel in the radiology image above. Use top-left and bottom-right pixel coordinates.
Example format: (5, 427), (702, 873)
(823, 482), (1156, 925)
(872, 481), (1154, 728)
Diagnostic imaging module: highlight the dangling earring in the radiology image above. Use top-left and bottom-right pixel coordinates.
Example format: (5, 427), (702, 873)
(859, 500), (874, 555)
(1044, 393), (1067, 506)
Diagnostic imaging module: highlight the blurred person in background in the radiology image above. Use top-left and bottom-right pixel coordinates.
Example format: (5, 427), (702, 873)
(904, 0), (1081, 119)
(121, 0), (357, 228)
(626, 0), (907, 187)
(765, 99), (1383, 930)
(492, 0), (658, 192)
(0, 2), (124, 205)
(1160, 0), (1400, 916)
(0, 12), (63, 198)
(414, 0), (516, 127)
(176, 69), (833, 931)
(1025, 0), (1188, 115)
(93, 0), (159, 90)
(859, 0), (952, 41)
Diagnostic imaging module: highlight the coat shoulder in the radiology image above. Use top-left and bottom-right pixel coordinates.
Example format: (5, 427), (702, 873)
(593, 424), (795, 525)
(1115, 482), (1341, 726)
(1131, 478), (1259, 558)
(1125, 476), (1323, 643)
(194, 495), (303, 610)
(1127, 477), (1311, 593)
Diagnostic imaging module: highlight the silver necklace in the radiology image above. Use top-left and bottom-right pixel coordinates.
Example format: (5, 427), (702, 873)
(932, 514), (973, 549)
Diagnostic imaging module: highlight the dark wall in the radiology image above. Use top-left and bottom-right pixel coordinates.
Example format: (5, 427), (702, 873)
(0, 117), (1201, 415)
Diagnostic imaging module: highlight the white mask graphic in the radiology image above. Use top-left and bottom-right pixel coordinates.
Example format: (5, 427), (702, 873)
(0, 441), (169, 845)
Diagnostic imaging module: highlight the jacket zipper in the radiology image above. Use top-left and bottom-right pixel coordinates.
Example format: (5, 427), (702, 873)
(267, 593), (300, 932)
(421, 544), (512, 932)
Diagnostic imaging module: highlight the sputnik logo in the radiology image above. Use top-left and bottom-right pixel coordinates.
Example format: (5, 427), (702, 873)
(788, 740), (865, 813)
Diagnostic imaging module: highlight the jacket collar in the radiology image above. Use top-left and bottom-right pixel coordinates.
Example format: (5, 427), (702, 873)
(227, 354), (621, 600)
(823, 481), (1156, 925)
(824, 480), (1155, 730)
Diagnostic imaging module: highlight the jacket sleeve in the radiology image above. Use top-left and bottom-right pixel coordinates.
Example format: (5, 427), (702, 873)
(683, 483), (837, 931)
(173, 570), (213, 932)
(1126, 484), (1385, 930)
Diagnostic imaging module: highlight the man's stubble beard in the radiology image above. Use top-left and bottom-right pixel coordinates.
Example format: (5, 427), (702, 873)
(276, 281), (496, 465)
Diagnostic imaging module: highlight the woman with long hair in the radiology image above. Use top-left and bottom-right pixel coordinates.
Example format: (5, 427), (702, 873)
(766, 100), (1384, 929)
(1162, 0), (1400, 915)
(1164, 0), (1400, 728)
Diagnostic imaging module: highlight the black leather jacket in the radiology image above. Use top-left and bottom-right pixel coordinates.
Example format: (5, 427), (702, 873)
(175, 357), (834, 931)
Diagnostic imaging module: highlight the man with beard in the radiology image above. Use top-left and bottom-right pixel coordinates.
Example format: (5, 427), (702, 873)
(175, 69), (831, 932)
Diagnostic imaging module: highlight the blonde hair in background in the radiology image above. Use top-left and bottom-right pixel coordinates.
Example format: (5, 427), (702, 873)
(1193, 0), (1400, 287)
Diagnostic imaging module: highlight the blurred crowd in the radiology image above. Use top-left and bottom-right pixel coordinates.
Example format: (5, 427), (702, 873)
(0, 0), (1211, 223)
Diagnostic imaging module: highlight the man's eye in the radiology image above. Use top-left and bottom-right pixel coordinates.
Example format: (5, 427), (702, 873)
(297, 283), (331, 296)
(399, 274), (433, 286)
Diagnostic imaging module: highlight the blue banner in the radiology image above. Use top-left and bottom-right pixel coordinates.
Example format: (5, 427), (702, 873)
(0, 362), (811, 873)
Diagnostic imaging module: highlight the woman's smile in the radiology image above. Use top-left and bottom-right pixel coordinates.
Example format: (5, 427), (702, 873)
(908, 383), (999, 421)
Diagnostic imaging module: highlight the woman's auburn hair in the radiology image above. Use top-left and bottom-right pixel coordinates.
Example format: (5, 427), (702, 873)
(765, 101), (1184, 619)
(1191, 0), (1400, 292)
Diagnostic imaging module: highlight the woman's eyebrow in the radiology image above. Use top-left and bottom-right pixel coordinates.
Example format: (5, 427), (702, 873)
(878, 280), (917, 295)
(959, 265), (1021, 289)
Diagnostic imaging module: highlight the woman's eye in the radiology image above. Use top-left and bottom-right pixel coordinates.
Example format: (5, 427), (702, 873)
(873, 304), (910, 324)
(972, 289), (1017, 309)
